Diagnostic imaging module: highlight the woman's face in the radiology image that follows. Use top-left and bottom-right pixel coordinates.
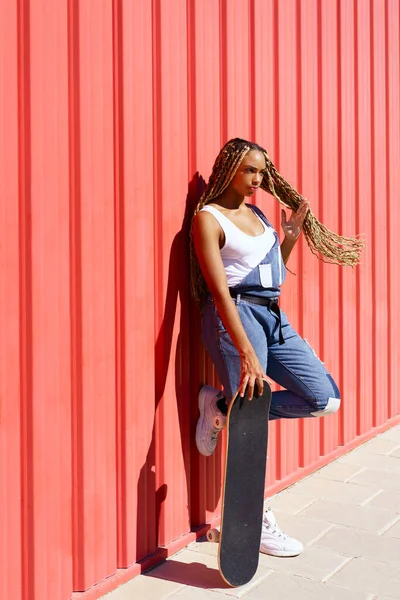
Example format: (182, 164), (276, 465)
(229, 150), (267, 197)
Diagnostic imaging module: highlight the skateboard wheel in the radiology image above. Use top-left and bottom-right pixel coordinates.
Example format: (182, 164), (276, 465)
(213, 416), (225, 430)
(207, 528), (220, 543)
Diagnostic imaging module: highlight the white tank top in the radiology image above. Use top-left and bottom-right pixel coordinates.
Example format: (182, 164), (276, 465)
(200, 205), (276, 286)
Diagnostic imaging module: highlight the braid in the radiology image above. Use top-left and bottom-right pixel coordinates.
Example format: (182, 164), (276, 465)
(190, 138), (364, 308)
(260, 151), (365, 266)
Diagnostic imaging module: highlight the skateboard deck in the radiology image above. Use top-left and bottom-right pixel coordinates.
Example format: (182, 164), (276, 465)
(212, 385), (271, 587)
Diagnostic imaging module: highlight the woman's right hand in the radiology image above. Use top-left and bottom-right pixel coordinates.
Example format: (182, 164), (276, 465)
(239, 351), (268, 400)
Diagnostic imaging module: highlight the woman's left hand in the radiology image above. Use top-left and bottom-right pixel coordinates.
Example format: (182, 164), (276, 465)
(281, 198), (310, 241)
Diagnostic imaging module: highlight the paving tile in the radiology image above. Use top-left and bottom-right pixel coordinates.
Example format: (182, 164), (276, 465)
(347, 468), (400, 492)
(266, 490), (317, 515)
(289, 476), (377, 504)
(258, 545), (349, 581)
(172, 588), (225, 599)
(245, 571), (369, 600)
(187, 539), (219, 557)
(330, 557), (400, 597)
(312, 462), (365, 482)
(363, 489), (400, 514)
(379, 426), (400, 443)
(338, 451), (400, 472)
(361, 438), (400, 455)
(313, 524), (400, 566)
(382, 517), (400, 539)
(210, 564), (272, 598)
(101, 571), (184, 600)
(154, 548), (272, 598)
(172, 587), (241, 599)
(298, 499), (395, 532)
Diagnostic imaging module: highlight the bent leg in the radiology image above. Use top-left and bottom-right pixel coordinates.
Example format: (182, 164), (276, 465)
(267, 311), (340, 420)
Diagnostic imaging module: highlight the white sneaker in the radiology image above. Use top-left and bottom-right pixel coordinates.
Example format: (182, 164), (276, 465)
(195, 386), (227, 456)
(260, 509), (304, 557)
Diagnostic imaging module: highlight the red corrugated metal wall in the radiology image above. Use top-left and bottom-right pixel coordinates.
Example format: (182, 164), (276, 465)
(1, 1), (399, 599)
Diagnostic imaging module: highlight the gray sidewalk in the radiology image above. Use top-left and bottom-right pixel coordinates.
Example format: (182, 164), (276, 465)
(103, 425), (400, 600)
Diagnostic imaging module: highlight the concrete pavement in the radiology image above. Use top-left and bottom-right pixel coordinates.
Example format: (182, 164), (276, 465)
(102, 424), (400, 600)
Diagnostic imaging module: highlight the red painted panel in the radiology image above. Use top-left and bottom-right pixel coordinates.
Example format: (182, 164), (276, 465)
(387, 0), (400, 419)
(253, 0), (281, 488)
(0, 3), (22, 600)
(153, 0), (191, 548)
(28, 2), (72, 598)
(275, 0), (301, 480)
(355, 0), (374, 435)
(114, 0), (156, 566)
(298, 0), (322, 467)
(338, 0), (358, 445)
(223, 0), (250, 139)
(69, 0), (117, 590)
(371, 0), (389, 427)
(188, 0), (224, 529)
(319, 0), (341, 455)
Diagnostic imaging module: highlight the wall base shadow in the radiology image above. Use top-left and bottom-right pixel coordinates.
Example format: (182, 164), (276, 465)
(144, 559), (229, 590)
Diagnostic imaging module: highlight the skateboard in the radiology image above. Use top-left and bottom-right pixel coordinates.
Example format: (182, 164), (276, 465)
(208, 384), (271, 587)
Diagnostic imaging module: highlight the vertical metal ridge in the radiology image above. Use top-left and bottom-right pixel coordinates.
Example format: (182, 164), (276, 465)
(151, 0), (163, 547)
(295, 0), (303, 334)
(272, 0), (282, 480)
(0, 2), (22, 597)
(316, 0), (325, 454)
(295, 0), (305, 466)
(353, 0), (361, 436)
(151, 0), (162, 323)
(273, 0), (280, 171)
(67, 0), (84, 588)
(369, 0), (377, 427)
(392, 3), (400, 418)
(384, 0), (391, 418)
(337, 0), (345, 447)
(219, 0), (227, 142)
(186, 0), (202, 528)
(16, 1), (34, 598)
(112, 0), (127, 567)
(187, 0), (197, 173)
(248, 0), (256, 142)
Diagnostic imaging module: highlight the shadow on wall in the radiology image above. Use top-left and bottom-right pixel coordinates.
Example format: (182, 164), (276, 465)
(136, 172), (223, 562)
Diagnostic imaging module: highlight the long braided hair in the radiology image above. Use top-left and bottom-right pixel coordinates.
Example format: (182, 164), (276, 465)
(190, 137), (364, 307)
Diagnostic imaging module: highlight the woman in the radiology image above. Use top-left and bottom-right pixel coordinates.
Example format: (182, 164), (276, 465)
(190, 138), (363, 557)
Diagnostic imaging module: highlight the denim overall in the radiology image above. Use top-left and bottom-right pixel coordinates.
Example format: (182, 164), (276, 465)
(230, 204), (286, 299)
(201, 205), (341, 419)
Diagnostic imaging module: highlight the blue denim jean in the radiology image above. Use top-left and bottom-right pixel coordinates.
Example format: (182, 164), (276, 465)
(202, 296), (341, 419)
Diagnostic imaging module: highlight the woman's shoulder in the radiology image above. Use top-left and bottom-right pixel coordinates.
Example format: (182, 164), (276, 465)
(194, 206), (223, 230)
(198, 204), (231, 224)
(199, 204), (220, 214)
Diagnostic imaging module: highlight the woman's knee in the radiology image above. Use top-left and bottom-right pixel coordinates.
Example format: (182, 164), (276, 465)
(311, 396), (341, 417)
(311, 374), (341, 417)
